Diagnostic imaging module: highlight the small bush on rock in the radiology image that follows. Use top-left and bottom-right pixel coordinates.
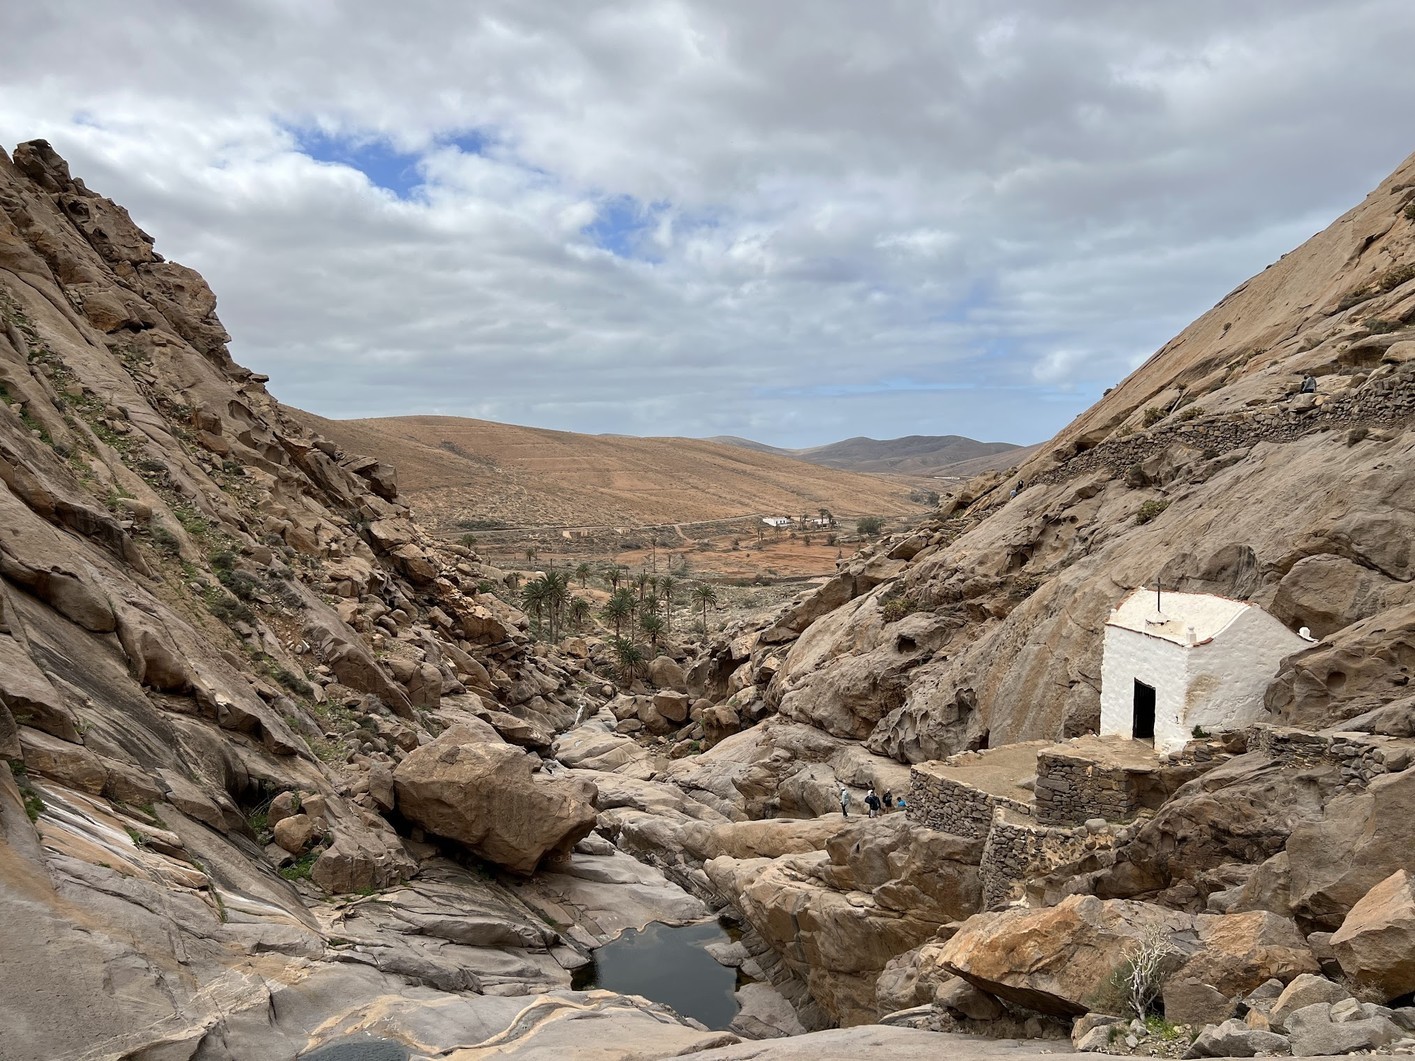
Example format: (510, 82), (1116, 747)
(1135, 499), (1170, 525)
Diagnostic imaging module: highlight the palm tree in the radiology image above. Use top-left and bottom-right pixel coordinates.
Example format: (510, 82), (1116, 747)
(521, 577), (548, 638)
(692, 583), (719, 634)
(574, 562), (592, 587)
(604, 563), (625, 592)
(601, 591), (632, 637)
(659, 576), (676, 634)
(610, 637), (645, 686)
(569, 596), (591, 630)
(635, 571), (650, 603)
(543, 568), (571, 641)
(525, 544), (539, 567)
(639, 613), (665, 653)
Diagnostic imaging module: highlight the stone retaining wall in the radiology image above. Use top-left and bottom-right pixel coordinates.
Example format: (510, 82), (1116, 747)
(1033, 753), (1142, 826)
(905, 768), (1030, 840)
(980, 809), (1117, 909)
(1251, 724), (1413, 789)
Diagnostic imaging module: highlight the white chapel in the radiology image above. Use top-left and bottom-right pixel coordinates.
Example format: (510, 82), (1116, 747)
(1099, 588), (1309, 754)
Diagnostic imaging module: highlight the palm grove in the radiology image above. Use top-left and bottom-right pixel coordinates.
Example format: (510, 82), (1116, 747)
(517, 562), (720, 686)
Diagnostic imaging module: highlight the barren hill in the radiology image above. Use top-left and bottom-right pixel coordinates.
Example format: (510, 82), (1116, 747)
(295, 412), (923, 530)
(710, 432), (1031, 477)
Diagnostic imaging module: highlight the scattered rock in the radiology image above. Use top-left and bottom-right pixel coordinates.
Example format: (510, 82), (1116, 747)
(1184, 1018), (1290, 1058)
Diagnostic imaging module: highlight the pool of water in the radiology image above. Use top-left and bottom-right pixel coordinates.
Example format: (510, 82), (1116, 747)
(574, 919), (739, 1030)
(300, 1035), (410, 1060)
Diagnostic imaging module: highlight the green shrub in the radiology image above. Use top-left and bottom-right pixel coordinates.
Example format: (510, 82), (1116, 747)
(1374, 263), (1415, 293)
(1141, 406), (1165, 427)
(1337, 287), (1376, 312)
(880, 596), (917, 623)
(856, 515), (885, 537)
(10, 762), (45, 822)
(217, 567), (261, 600)
(278, 849), (320, 881)
(1135, 499), (1170, 525)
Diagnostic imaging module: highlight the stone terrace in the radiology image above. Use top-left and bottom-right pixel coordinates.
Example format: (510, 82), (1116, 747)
(1033, 734), (1222, 826)
(906, 741), (1049, 839)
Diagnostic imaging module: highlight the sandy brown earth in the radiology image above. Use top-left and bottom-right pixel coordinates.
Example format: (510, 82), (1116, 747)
(294, 410), (942, 532)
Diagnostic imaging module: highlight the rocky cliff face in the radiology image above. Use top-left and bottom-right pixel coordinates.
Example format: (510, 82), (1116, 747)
(667, 149), (1415, 1038)
(0, 141), (707, 1059)
(712, 150), (1415, 764)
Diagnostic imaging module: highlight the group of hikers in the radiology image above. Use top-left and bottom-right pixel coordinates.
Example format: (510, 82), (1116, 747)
(837, 783), (905, 819)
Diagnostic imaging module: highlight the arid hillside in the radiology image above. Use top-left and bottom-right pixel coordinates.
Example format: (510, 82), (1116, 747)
(296, 411), (928, 531)
(711, 432), (1033, 478)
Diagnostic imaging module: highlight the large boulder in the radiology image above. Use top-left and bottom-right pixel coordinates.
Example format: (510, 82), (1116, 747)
(1183, 1018), (1291, 1058)
(705, 816), (982, 1026)
(939, 895), (1187, 1017)
(1330, 869), (1415, 1002)
(1284, 1000), (1404, 1056)
(1269, 974), (1352, 1031)
(938, 895), (1316, 1020)
(648, 655), (687, 692)
(1288, 767), (1415, 930)
(393, 725), (598, 874)
(1162, 910), (1320, 1024)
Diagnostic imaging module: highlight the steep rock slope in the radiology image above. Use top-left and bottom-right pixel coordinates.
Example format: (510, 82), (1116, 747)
(0, 141), (707, 1059)
(665, 151), (1415, 1032)
(727, 150), (1415, 764)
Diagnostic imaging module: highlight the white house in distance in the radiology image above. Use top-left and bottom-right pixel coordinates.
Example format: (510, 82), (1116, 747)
(1099, 588), (1309, 754)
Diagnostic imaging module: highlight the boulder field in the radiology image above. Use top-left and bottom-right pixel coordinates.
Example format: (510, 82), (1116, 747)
(3, 139), (1415, 1060)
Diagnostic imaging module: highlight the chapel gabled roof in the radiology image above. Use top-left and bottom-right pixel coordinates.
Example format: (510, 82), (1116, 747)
(1105, 588), (1251, 646)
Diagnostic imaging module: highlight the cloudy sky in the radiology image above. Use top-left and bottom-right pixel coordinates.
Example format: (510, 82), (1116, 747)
(3, 2), (1412, 448)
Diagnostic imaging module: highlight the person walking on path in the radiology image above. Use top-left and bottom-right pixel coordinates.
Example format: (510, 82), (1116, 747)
(838, 784), (850, 819)
(882, 789), (894, 812)
(865, 788), (881, 818)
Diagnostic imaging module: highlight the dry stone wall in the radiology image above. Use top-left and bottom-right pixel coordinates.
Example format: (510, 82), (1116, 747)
(969, 355), (1415, 517)
(1251, 724), (1414, 790)
(905, 767), (1030, 840)
(1033, 753), (1143, 825)
(980, 809), (1117, 910)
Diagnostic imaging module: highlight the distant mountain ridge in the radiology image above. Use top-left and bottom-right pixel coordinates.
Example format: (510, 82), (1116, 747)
(294, 412), (927, 530)
(708, 433), (1033, 477)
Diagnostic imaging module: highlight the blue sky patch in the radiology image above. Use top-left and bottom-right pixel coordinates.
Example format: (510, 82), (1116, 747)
(583, 195), (670, 261)
(294, 129), (424, 198)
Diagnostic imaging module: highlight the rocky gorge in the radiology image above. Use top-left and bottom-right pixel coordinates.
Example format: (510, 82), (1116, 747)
(2, 137), (1415, 1061)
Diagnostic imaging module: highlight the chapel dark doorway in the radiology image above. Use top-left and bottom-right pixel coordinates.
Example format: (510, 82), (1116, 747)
(1133, 680), (1156, 742)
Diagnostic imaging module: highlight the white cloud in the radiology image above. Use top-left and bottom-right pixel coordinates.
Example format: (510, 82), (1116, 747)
(2, 0), (1413, 447)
